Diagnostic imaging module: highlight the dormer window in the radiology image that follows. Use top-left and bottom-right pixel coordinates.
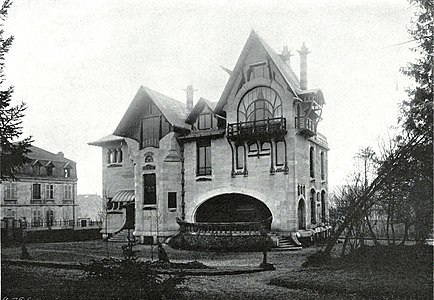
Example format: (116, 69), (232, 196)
(197, 113), (212, 130)
(64, 168), (71, 178)
(32, 160), (44, 176)
(46, 162), (55, 176)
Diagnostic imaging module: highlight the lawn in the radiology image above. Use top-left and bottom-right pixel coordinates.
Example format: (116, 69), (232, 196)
(2, 241), (432, 299)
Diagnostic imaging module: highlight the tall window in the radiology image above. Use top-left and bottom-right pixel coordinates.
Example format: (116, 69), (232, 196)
(197, 140), (212, 176)
(320, 151), (325, 180)
(168, 192), (177, 210)
(64, 168), (71, 178)
(32, 184), (41, 200)
(321, 191), (327, 223)
(4, 183), (17, 200)
(32, 210), (43, 227)
(143, 174), (156, 205)
(295, 104), (301, 128)
(46, 209), (54, 227)
(309, 146), (315, 178)
(64, 185), (73, 200)
(236, 145), (245, 169)
(237, 86), (282, 122)
(197, 113), (212, 130)
(275, 141), (285, 166)
(46, 184), (54, 200)
(310, 189), (316, 224)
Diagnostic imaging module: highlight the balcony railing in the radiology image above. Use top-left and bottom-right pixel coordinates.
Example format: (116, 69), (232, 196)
(227, 117), (286, 141)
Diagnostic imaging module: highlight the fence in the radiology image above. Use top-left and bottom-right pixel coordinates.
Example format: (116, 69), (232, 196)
(1, 218), (103, 245)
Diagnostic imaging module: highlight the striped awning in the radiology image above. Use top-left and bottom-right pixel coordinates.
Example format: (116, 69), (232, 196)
(112, 190), (135, 203)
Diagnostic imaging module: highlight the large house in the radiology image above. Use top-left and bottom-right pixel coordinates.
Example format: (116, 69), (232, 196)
(0, 146), (77, 228)
(89, 30), (329, 245)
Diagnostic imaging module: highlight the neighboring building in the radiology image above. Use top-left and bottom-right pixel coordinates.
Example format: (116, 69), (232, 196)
(89, 30), (329, 244)
(76, 194), (103, 226)
(0, 146), (77, 228)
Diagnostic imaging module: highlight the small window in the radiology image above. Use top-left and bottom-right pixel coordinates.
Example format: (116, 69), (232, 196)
(260, 142), (271, 155)
(64, 168), (71, 178)
(275, 141), (285, 166)
(168, 192), (177, 210)
(197, 140), (212, 176)
(248, 142), (258, 154)
(32, 184), (41, 200)
(236, 145), (245, 169)
(145, 155), (153, 163)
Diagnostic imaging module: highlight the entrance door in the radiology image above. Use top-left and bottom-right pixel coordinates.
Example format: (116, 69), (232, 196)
(124, 203), (135, 229)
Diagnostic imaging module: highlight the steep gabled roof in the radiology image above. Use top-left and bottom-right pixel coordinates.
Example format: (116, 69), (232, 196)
(215, 30), (301, 114)
(26, 145), (75, 163)
(185, 97), (216, 124)
(113, 86), (189, 139)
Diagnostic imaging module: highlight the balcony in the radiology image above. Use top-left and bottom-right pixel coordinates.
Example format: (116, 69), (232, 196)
(227, 117), (286, 141)
(296, 117), (317, 137)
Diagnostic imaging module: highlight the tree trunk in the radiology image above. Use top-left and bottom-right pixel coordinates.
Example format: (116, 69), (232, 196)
(365, 212), (378, 246)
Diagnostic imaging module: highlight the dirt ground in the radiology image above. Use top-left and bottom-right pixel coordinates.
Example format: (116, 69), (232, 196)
(1, 240), (431, 299)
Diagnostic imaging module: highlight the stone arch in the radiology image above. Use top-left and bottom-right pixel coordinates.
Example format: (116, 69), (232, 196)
(189, 187), (275, 224)
(194, 193), (272, 229)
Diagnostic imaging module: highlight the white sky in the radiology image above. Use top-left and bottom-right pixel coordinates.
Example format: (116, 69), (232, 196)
(4, 0), (415, 194)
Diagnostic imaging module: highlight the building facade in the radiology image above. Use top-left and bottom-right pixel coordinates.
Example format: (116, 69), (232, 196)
(0, 146), (77, 228)
(90, 30), (329, 243)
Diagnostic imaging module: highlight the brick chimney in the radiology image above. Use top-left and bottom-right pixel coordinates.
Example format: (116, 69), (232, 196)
(183, 85), (197, 111)
(297, 42), (310, 90)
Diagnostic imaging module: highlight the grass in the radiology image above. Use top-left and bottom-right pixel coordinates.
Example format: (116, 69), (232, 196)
(270, 245), (433, 299)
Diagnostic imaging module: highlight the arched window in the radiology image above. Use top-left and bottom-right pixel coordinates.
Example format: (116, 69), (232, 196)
(309, 146), (315, 178)
(237, 87), (282, 122)
(298, 199), (306, 230)
(110, 150), (116, 164)
(321, 191), (326, 223)
(310, 189), (316, 224)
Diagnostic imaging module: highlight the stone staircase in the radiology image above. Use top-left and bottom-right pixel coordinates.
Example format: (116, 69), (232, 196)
(108, 229), (136, 243)
(272, 233), (303, 251)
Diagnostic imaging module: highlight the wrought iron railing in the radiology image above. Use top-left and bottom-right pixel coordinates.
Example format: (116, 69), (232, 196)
(176, 217), (271, 235)
(227, 117), (286, 140)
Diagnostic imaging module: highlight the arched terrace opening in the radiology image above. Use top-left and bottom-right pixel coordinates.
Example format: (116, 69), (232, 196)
(195, 193), (272, 230)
